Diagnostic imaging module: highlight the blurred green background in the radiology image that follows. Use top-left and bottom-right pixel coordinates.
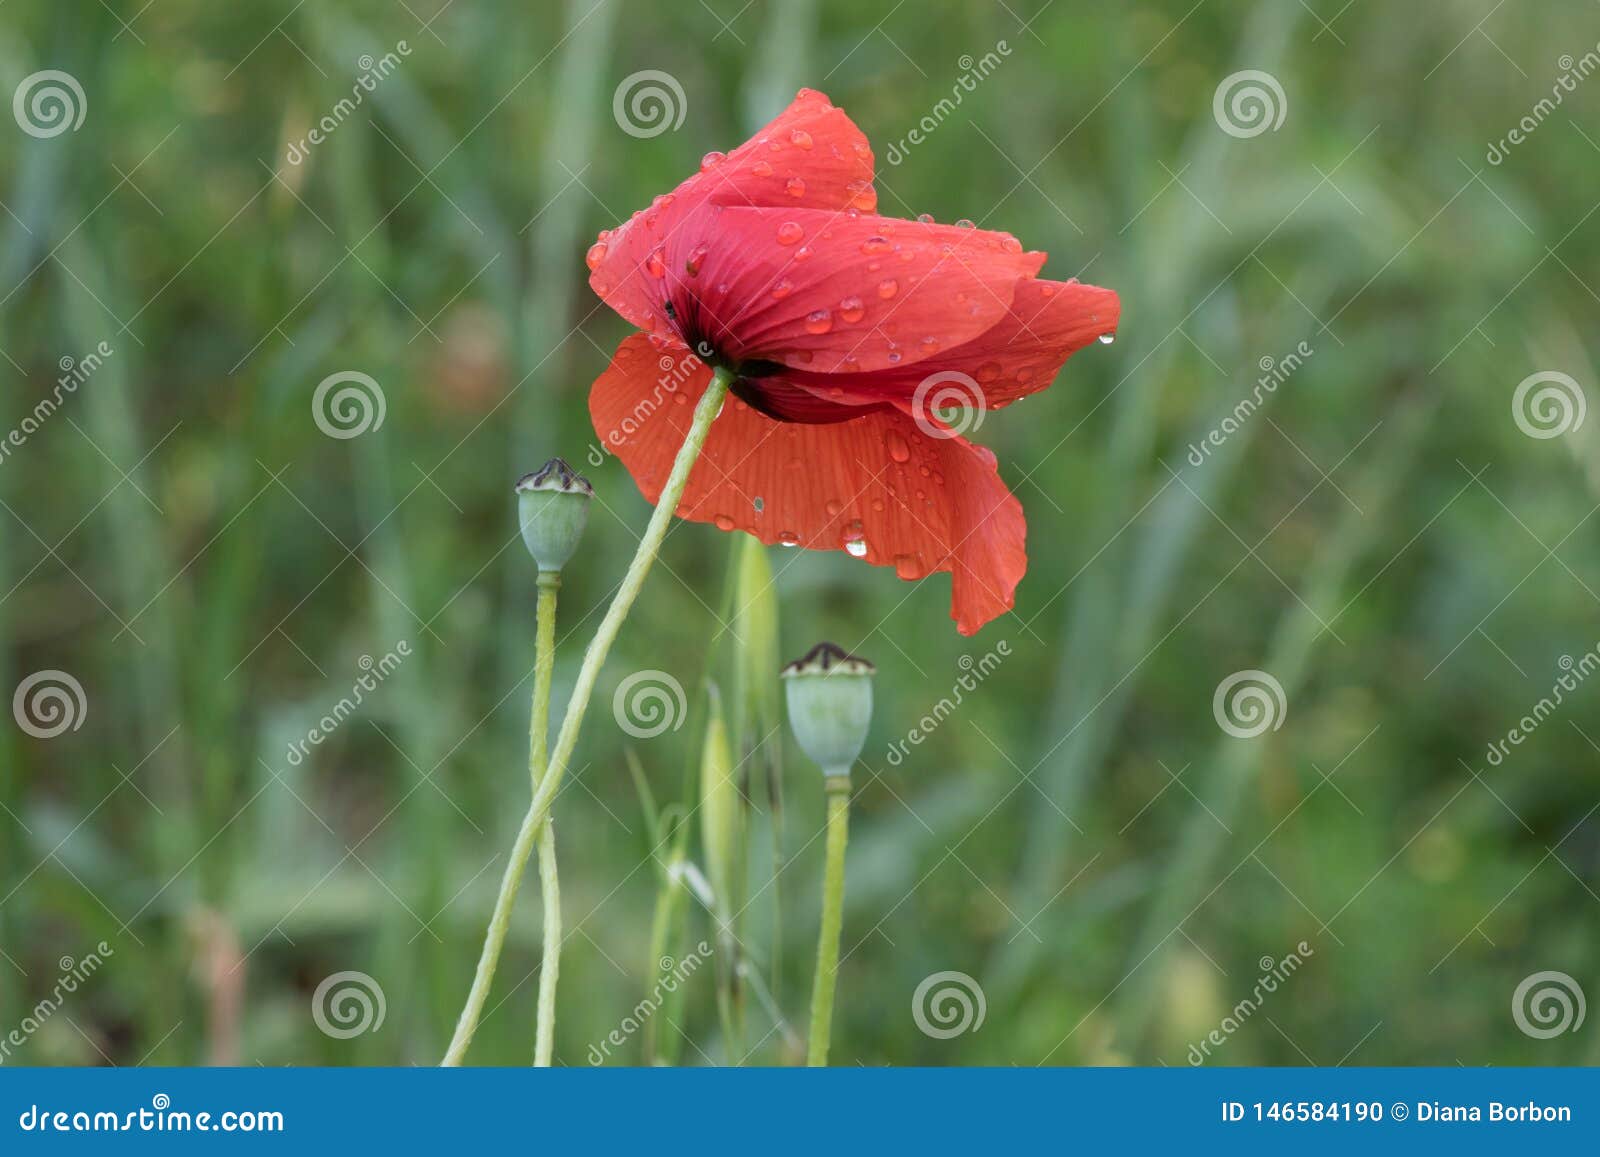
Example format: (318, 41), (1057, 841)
(3, 0), (1599, 1067)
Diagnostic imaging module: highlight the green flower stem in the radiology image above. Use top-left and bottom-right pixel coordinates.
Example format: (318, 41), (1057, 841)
(443, 365), (733, 1066)
(806, 776), (852, 1067)
(531, 571), (561, 1067)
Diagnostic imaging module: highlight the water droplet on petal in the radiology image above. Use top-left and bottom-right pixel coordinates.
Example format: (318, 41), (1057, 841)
(585, 241), (608, 270)
(1000, 236), (1023, 253)
(876, 278), (899, 300)
(684, 244), (709, 277)
(955, 218), (975, 229)
(846, 181), (878, 211)
(1039, 283), (1057, 297)
(842, 520), (868, 557)
(786, 176), (806, 197)
(919, 336), (941, 354)
(886, 431), (911, 463)
(839, 296), (865, 323)
(1098, 332), (1115, 345)
(805, 309), (833, 335)
(887, 351), (902, 364)
(794, 245), (813, 262)
(752, 160), (773, 177)
(770, 279), (794, 300)
(700, 151), (726, 170)
(778, 530), (801, 546)
(975, 361), (1002, 383)
(790, 129), (813, 149)
(777, 221), (804, 246)
(916, 213), (935, 224)
(893, 553), (924, 580)
(861, 235), (891, 255)
(753, 496), (765, 512)
(825, 499), (842, 517)
(645, 248), (666, 278)
(714, 514), (735, 531)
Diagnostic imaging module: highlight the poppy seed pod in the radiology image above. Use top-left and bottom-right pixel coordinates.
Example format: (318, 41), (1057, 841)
(781, 642), (875, 782)
(516, 458), (592, 573)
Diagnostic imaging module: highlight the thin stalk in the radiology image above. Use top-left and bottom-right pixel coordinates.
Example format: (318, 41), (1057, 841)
(532, 571), (561, 1067)
(443, 366), (734, 1065)
(806, 779), (851, 1066)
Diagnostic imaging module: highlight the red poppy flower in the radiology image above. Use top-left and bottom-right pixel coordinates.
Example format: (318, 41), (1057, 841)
(586, 88), (1118, 635)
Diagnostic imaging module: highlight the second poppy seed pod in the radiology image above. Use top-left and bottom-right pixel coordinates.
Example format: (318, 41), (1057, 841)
(781, 642), (875, 781)
(516, 458), (592, 573)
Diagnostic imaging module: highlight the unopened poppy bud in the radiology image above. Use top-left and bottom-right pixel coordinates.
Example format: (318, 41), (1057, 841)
(516, 458), (592, 573)
(781, 642), (875, 782)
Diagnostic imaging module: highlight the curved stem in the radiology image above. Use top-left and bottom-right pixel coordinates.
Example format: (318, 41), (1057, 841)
(443, 365), (733, 1066)
(531, 572), (560, 1066)
(806, 778), (851, 1066)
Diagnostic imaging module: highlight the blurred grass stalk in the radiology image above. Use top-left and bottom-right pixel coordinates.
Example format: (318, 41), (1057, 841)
(1115, 389), (1439, 1051)
(699, 685), (744, 1055)
(994, 1), (1308, 997)
(731, 535), (785, 1010)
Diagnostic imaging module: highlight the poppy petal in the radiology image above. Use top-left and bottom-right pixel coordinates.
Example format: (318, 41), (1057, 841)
(781, 277), (1120, 411)
(590, 334), (1025, 635)
(588, 89), (876, 337)
(662, 206), (1046, 376)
